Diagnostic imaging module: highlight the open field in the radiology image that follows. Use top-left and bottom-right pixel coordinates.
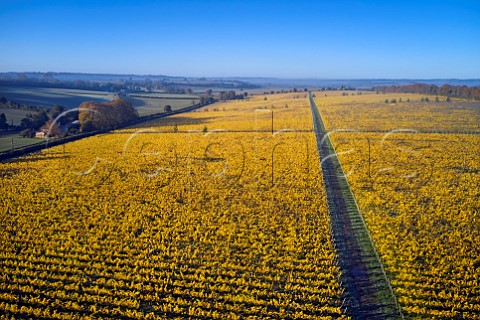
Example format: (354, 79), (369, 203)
(133, 93), (312, 131)
(0, 92), (479, 319)
(0, 133), (43, 152)
(0, 93), (347, 319)
(330, 132), (480, 318)
(0, 87), (116, 108)
(126, 95), (200, 117)
(0, 108), (33, 126)
(314, 91), (480, 133)
(1, 0), (478, 317)
(315, 92), (480, 318)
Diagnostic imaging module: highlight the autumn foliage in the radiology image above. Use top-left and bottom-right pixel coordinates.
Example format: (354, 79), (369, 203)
(0, 93), (346, 319)
(0, 92), (477, 319)
(78, 98), (138, 131)
(314, 92), (480, 318)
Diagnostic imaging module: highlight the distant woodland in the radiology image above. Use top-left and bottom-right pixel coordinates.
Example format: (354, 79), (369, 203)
(373, 84), (480, 101)
(0, 72), (258, 93)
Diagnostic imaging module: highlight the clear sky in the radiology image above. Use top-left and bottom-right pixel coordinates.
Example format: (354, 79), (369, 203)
(0, 0), (479, 78)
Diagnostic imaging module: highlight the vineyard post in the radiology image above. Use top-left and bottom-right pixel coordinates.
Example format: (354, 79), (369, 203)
(271, 109), (274, 135)
(367, 137), (371, 179)
(305, 140), (309, 186)
(271, 144), (275, 186)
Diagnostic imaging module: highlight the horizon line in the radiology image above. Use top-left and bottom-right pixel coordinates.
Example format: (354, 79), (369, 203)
(0, 71), (479, 81)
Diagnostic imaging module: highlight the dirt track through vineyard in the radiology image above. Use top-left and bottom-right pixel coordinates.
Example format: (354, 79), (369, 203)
(309, 92), (404, 319)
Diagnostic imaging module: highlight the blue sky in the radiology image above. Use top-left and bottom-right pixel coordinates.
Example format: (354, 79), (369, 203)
(0, 0), (479, 78)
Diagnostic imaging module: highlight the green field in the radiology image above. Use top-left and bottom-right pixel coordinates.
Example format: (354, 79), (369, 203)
(126, 95), (200, 116)
(0, 87), (115, 108)
(0, 87), (200, 118)
(0, 108), (33, 125)
(0, 133), (43, 152)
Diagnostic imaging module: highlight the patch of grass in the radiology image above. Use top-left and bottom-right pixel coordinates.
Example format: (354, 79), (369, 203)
(127, 97), (200, 116)
(0, 133), (43, 153)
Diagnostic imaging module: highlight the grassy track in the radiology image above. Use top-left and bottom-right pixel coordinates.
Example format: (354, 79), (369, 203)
(309, 92), (404, 319)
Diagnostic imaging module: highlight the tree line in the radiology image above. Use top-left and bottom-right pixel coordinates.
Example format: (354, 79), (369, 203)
(217, 90), (247, 100)
(17, 105), (79, 137)
(0, 97), (43, 112)
(0, 73), (258, 94)
(373, 84), (480, 101)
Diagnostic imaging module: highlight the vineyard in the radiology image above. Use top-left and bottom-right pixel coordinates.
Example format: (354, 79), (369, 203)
(315, 92), (480, 318)
(0, 93), (347, 319)
(1, 91), (479, 319)
(314, 92), (479, 133)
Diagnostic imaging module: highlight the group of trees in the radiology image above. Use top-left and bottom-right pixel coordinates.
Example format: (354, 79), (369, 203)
(19, 111), (49, 137)
(196, 90), (246, 105)
(374, 84), (480, 101)
(200, 94), (215, 105)
(217, 90), (247, 101)
(0, 96), (43, 112)
(263, 88), (310, 95)
(78, 98), (138, 131)
(18, 106), (79, 138)
(7, 98), (139, 137)
(0, 113), (8, 130)
(163, 87), (194, 94)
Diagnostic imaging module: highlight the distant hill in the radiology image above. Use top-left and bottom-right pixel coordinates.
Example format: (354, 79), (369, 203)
(0, 72), (479, 91)
(0, 72), (259, 91)
(221, 77), (480, 89)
